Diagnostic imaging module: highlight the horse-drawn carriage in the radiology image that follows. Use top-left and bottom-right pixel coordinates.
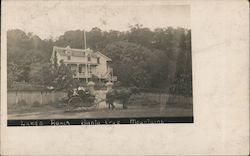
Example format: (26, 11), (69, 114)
(65, 88), (101, 111)
(64, 86), (140, 111)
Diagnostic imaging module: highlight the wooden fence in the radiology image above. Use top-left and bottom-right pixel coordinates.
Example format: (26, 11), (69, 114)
(140, 93), (193, 105)
(8, 90), (66, 106)
(7, 90), (192, 107)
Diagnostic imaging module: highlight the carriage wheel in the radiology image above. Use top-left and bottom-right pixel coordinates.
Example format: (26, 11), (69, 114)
(65, 97), (83, 112)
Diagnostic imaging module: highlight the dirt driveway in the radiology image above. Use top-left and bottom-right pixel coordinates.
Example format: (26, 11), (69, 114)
(8, 103), (192, 120)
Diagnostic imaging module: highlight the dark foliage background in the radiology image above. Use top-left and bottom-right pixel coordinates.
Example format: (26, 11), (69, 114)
(7, 25), (192, 96)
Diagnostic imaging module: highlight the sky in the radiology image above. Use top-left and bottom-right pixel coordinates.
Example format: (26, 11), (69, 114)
(4, 1), (190, 40)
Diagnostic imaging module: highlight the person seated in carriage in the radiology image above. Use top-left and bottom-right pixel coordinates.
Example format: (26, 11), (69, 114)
(65, 86), (97, 111)
(67, 87), (84, 99)
(66, 86), (96, 107)
(77, 87), (91, 96)
(73, 88), (79, 96)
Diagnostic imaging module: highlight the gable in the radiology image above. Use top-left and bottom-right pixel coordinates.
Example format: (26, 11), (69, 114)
(51, 46), (111, 61)
(96, 51), (112, 61)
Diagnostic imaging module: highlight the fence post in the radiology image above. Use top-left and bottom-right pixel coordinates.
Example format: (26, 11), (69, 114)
(52, 91), (55, 103)
(169, 94), (173, 105)
(159, 92), (161, 104)
(105, 81), (113, 92)
(15, 91), (18, 105)
(159, 91), (164, 112)
(87, 81), (96, 95)
(40, 91), (43, 105)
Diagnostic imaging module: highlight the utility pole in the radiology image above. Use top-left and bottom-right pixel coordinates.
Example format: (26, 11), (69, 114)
(84, 30), (87, 50)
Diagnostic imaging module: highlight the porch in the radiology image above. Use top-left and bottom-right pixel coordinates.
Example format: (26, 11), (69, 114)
(66, 63), (115, 80)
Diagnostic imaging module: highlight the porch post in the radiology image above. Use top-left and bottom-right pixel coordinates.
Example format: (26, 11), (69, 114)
(88, 64), (91, 78)
(85, 63), (88, 83)
(77, 64), (79, 80)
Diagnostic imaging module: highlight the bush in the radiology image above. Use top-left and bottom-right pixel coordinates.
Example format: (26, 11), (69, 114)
(94, 82), (106, 90)
(8, 99), (29, 112)
(129, 94), (159, 106)
(32, 101), (41, 107)
(48, 100), (66, 108)
(18, 99), (28, 107)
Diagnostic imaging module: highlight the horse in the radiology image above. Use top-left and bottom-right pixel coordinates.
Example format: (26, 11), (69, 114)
(106, 87), (140, 110)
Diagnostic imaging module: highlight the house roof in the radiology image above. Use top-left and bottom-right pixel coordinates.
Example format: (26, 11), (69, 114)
(53, 46), (111, 61)
(96, 51), (112, 61)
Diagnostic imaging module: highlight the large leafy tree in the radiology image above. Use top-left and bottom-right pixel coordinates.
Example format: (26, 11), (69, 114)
(7, 26), (192, 95)
(170, 30), (192, 96)
(31, 61), (78, 90)
(103, 41), (172, 88)
(55, 30), (85, 49)
(53, 60), (76, 90)
(7, 29), (50, 83)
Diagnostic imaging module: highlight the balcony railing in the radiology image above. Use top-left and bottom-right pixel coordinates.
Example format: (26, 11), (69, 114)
(71, 67), (116, 80)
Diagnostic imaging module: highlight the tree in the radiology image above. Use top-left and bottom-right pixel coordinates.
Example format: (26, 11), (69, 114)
(30, 63), (55, 87)
(53, 60), (76, 90)
(55, 30), (85, 49)
(7, 29), (47, 83)
(171, 30), (192, 96)
(103, 41), (172, 88)
(7, 62), (19, 88)
(86, 27), (104, 50)
(127, 25), (154, 48)
(7, 27), (192, 93)
(30, 60), (78, 90)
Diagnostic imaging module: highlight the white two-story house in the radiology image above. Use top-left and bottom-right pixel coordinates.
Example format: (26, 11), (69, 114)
(51, 46), (116, 82)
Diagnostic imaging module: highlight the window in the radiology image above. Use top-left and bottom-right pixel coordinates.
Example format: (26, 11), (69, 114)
(67, 55), (71, 60)
(88, 56), (91, 62)
(79, 66), (82, 73)
(89, 66), (92, 73)
(70, 65), (77, 75)
(97, 57), (100, 64)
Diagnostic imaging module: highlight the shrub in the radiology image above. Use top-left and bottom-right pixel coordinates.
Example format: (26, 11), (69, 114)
(129, 94), (159, 106)
(49, 100), (66, 108)
(9, 99), (30, 112)
(18, 99), (28, 107)
(94, 82), (106, 90)
(32, 101), (41, 107)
